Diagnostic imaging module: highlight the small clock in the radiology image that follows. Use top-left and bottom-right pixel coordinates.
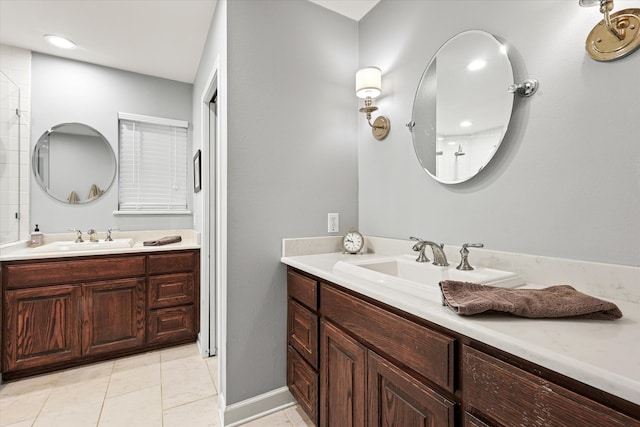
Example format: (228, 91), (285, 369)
(342, 228), (364, 254)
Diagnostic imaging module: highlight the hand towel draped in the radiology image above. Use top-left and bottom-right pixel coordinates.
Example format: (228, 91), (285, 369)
(439, 281), (622, 320)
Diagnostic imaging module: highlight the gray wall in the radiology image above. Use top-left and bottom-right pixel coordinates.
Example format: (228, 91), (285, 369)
(223, 0), (358, 404)
(358, 0), (640, 266)
(31, 53), (193, 233)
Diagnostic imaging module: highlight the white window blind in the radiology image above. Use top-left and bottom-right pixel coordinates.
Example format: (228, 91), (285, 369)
(118, 114), (188, 212)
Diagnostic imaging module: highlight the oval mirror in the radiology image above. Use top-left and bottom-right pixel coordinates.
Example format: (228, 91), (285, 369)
(410, 30), (514, 184)
(32, 123), (116, 204)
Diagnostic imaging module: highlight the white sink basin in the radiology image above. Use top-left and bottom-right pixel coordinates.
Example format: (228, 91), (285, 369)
(31, 238), (135, 253)
(334, 255), (523, 291)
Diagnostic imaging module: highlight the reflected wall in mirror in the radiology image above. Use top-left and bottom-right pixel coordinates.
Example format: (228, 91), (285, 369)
(410, 30), (514, 184)
(32, 123), (116, 204)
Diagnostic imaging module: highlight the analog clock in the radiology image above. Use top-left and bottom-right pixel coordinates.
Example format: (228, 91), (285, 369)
(342, 229), (364, 254)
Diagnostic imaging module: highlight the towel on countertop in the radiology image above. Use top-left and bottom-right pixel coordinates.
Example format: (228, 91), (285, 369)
(143, 235), (182, 246)
(439, 280), (622, 320)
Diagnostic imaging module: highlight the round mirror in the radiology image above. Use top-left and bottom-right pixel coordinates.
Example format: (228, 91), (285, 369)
(32, 123), (116, 204)
(410, 30), (514, 184)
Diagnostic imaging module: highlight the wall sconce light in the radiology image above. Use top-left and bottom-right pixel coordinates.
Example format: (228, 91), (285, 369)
(356, 66), (390, 140)
(579, 0), (640, 61)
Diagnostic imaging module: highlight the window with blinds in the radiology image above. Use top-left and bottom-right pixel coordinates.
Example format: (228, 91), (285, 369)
(118, 113), (189, 213)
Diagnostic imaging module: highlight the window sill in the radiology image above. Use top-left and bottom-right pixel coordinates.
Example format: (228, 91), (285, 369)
(113, 210), (192, 216)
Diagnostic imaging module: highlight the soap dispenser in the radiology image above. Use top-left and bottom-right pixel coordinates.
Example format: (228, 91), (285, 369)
(30, 224), (44, 247)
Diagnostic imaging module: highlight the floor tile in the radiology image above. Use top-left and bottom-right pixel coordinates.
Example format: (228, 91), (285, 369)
(240, 410), (292, 427)
(0, 372), (60, 398)
(41, 376), (109, 412)
(205, 355), (219, 394)
(1, 419), (36, 427)
(284, 405), (314, 427)
(0, 388), (50, 426)
(33, 401), (102, 427)
(161, 355), (215, 409)
(107, 352), (160, 397)
(98, 385), (162, 427)
(56, 361), (113, 387)
(160, 343), (200, 363)
(163, 396), (219, 427)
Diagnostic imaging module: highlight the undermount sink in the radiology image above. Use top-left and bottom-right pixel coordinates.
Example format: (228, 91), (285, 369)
(334, 255), (523, 293)
(31, 238), (135, 252)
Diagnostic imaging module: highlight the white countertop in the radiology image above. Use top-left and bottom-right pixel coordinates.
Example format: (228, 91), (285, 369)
(0, 229), (200, 261)
(281, 237), (640, 406)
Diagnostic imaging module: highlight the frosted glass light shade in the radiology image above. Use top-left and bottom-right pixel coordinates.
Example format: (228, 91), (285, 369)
(356, 67), (382, 99)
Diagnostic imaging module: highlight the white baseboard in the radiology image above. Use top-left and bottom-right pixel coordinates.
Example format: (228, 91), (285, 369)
(222, 386), (296, 426)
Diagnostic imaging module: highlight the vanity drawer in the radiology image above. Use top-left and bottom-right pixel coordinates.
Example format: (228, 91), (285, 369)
(287, 345), (318, 425)
(320, 284), (455, 392)
(288, 298), (318, 369)
(3, 256), (146, 288)
(462, 345), (640, 427)
(148, 273), (194, 309)
(287, 269), (317, 310)
(148, 251), (195, 275)
(148, 305), (196, 343)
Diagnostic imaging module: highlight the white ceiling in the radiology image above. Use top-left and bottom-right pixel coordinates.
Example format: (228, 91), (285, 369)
(0, 0), (380, 84)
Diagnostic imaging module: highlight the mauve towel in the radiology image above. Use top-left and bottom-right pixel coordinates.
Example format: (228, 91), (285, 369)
(143, 235), (182, 246)
(439, 281), (622, 320)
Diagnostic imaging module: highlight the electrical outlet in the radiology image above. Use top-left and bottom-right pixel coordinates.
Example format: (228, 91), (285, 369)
(328, 213), (339, 233)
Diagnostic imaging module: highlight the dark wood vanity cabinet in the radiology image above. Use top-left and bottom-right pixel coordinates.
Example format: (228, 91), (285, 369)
(287, 267), (455, 427)
(147, 251), (199, 343)
(1, 249), (199, 379)
(286, 267), (640, 427)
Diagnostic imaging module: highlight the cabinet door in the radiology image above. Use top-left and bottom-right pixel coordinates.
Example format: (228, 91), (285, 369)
(368, 352), (455, 427)
(82, 278), (145, 355)
(320, 320), (366, 427)
(4, 285), (81, 371)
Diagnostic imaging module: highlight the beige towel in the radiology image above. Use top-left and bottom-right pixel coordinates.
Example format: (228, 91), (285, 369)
(439, 281), (622, 320)
(88, 184), (103, 199)
(67, 191), (80, 204)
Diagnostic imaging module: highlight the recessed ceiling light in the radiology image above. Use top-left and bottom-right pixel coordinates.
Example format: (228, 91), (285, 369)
(467, 59), (486, 71)
(44, 34), (76, 49)
(460, 120), (472, 128)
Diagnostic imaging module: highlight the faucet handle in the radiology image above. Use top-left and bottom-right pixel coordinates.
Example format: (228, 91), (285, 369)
(69, 228), (84, 243)
(457, 243), (484, 270)
(106, 228), (118, 242)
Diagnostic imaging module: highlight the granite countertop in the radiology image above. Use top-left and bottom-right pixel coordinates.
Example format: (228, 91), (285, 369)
(0, 229), (200, 261)
(281, 237), (640, 406)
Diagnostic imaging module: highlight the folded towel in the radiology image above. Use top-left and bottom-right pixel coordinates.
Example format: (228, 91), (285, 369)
(143, 235), (182, 246)
(439, 281), (622, 320)
(67, 190), (80, 204)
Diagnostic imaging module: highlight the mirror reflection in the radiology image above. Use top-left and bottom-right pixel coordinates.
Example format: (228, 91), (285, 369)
(32, 123), (116, 204)
(410, 30), (514, 184)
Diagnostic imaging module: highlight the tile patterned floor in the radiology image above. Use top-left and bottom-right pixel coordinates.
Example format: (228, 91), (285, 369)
(0, 344), (313, 427)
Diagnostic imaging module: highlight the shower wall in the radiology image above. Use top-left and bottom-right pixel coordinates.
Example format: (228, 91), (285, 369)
(0, 45), (31, 244)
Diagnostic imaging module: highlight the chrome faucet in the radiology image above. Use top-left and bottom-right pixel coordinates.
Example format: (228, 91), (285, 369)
(70, 228), (84, 243)
(410, 237), (449, 266)
(456, 243), (484, 270)
(88, 229), (99, 242)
